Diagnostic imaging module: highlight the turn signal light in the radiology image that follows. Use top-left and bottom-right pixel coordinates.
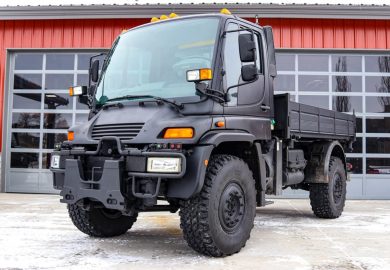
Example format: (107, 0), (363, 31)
(186, 68), (213, 82)
(68, 131), (74, 141)
(215, 121), (225, 128)
(163, 128), (194, 139)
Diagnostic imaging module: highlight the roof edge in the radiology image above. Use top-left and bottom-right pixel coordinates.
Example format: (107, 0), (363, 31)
(1, 4), (390, 20)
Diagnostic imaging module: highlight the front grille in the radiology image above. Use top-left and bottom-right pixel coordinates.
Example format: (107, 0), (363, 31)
(91, 123), (144, 141)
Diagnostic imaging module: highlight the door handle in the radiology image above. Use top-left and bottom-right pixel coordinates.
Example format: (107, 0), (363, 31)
(260, 104), (270, 111)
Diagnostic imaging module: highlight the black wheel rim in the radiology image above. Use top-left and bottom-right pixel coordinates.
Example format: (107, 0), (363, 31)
(219, 182), (245, 233)
(333, 173), (343, 205)
(99, 208), (122, 219)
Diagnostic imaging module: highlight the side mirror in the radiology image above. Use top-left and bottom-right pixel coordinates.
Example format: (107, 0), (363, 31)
(241, 64), (258, 81)
(239, 33), (256, 62)
(91, 60), (100, 83)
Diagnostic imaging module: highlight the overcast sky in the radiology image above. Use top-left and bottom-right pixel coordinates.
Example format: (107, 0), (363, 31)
(0, 0), (388, 7)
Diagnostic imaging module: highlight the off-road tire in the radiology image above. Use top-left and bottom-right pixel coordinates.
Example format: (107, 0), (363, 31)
(68, 204), (138, 237)
(309, 157), (347, 219)
(179, 155), (256, 257)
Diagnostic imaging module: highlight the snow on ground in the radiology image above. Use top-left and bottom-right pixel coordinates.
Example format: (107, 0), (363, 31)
(0, 194), (389, 270)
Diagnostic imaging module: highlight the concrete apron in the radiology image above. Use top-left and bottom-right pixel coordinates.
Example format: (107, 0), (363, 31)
(0, 194), (389, 270)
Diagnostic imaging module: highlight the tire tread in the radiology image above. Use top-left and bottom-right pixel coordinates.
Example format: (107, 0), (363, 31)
(309, 157), (346, 219)
(68, 204), (137, 237)
(179, 154), (255, 257)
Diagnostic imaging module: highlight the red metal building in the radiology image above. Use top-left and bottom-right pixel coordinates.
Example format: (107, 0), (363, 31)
(0, 2), (389, 198)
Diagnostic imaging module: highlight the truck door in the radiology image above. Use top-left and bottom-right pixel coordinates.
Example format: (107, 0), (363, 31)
(223, 21), (270, 117)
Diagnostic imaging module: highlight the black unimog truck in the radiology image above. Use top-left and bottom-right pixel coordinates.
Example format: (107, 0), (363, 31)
(50, 11), (355, 257)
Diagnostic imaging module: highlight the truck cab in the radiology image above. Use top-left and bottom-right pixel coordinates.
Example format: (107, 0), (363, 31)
(50, 11), (355, 257)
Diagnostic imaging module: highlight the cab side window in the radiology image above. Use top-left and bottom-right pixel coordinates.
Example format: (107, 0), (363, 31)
(224, 23), (241, 106)
(224, 23), (263, 106)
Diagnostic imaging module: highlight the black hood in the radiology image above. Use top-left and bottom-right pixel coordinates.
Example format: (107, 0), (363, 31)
(69, 101), (213, 145)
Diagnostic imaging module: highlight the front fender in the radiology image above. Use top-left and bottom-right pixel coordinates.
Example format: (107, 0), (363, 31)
(166, 145), (214, 199)
(199, 130), (256, 146)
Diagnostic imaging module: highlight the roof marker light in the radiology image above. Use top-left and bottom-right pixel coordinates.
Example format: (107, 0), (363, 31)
(160, 14), (168, 20)
(220, 8), (232, 15)
(169, 13), (178, 18)
(151, 17), (159, 22)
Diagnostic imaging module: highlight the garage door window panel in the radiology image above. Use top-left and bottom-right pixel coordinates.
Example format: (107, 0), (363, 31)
(12, 113), (41, 129)
(298, 75), (328, 92)
(10, 153), (39, 169)
(44, 93), (73, 110)
(365, 56), (390, 73)
(366, 158), (390, 174)
(11, 132), (40, 149)
(45, 74), (74, 90)
(366, 117), (390, 133)
(46, 54), (75, 70)
(332, 96), (362, 113)
(331, 55), (362, 73)
(366, 76), (390, 93)
(14, 53), (43, 70)
(13, 74), (43, 90)
(43, 113), (72, 129)
(42, 133), (68, 149)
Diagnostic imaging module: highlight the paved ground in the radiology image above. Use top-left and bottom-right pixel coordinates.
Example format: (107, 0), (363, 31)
(0, 194), (389, 270)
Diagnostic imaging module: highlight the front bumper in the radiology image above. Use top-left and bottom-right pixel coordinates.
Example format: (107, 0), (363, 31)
(51, 150), (186, 210)
(50, 138), (214, 210)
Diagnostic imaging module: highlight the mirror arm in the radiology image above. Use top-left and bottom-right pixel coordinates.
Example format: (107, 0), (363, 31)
(225, 73), (259, 96)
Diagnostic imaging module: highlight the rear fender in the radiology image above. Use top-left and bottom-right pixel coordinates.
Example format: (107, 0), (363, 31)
(304, 141), (347, 183)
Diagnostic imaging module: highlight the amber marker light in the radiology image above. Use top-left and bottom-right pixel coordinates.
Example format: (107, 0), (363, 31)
(215, 121), (225, 128)
(169, 13), (178, 18)
(163, 128), (194, 139)
(220, 8), (232, 15)
(200, 68), (212, 80)
(68, 131), (74, 141)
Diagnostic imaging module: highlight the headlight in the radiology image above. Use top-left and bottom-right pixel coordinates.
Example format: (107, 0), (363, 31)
(50, 155), (60, 169)
(147, 157), (181, 173)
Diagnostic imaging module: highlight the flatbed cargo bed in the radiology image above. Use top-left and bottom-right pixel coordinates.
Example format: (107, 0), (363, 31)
(273, 94), (356, 141)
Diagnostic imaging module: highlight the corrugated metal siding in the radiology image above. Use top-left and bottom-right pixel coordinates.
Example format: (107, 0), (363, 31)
(1, 17), (390, 150)
(255, 18), (390, 49)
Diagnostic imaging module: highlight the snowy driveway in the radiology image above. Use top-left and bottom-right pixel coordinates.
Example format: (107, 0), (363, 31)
(0, 194), (389, 270)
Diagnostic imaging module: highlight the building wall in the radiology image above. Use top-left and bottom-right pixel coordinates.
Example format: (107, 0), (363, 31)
(1, 18), (390, 151)
(1, 16), (390, 194)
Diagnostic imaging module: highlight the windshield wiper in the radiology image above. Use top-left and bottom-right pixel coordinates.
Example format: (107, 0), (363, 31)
(195, 83), (226, 103)
(105, 95), (184, 111)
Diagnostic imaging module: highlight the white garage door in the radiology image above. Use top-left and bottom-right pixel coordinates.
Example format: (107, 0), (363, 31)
(4, 50), (103, 193)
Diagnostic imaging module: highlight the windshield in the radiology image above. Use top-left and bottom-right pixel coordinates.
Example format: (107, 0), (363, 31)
(95, 18), (220, 104)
